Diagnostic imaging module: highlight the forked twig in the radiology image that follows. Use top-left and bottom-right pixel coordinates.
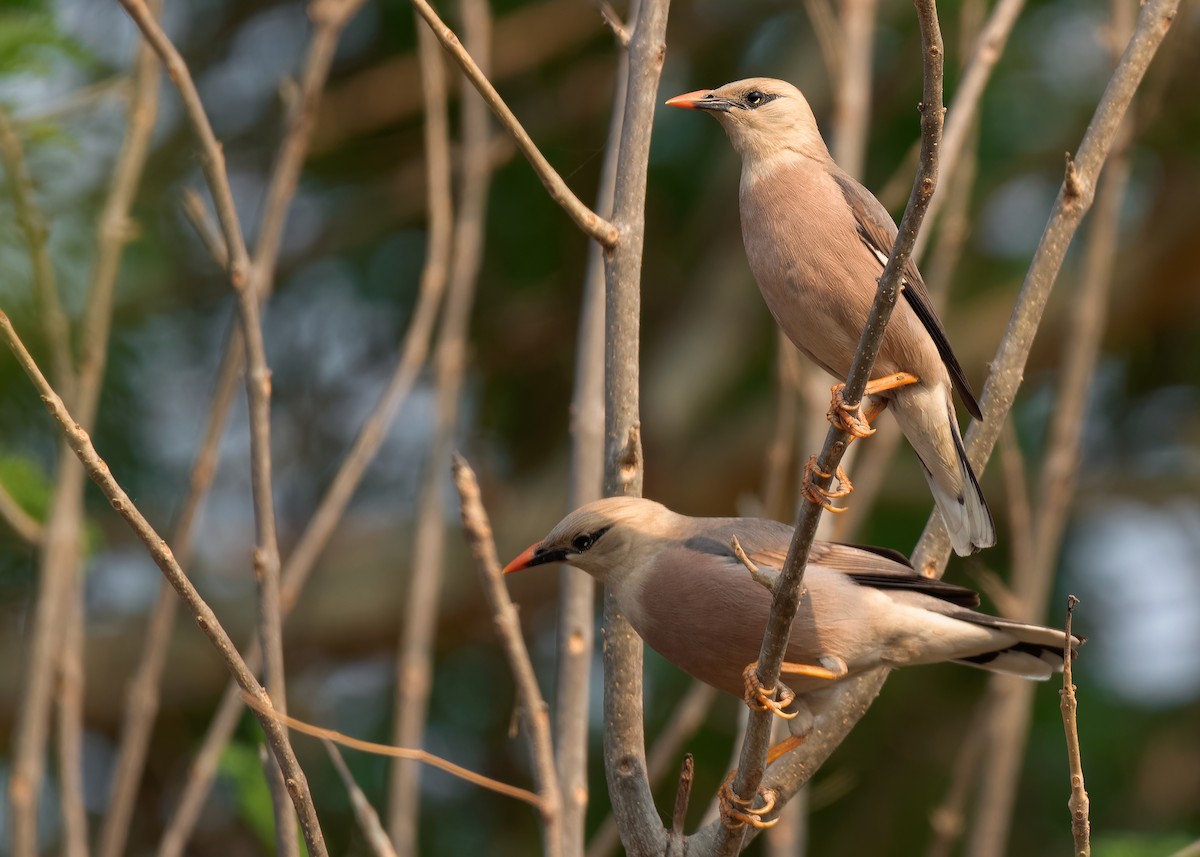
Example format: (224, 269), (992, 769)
(453, 455), (563, 857)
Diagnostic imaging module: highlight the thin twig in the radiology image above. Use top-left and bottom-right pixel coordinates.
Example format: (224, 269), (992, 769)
(910, 0), (1173, 574)
(157, 167), (450, 857)
(585, 680), (720, 857)
(600, 0), (673, 853)
(113, 2), (313, 849)
(967, 5), (1137, 847)
(408, 0), (616, 246)
(238, 693), (542, 806)
(324, 740), (400, 857)
(732, 535), (776, 594)
(590, 0), (630, 46)
(249, 0), (367, 301)
(708, 6), (945, 853)
(101, 333), (241, 857)
(387, 10), (468, 851)
(453, 456), (563, 857)
(912, 0), (1026, 261)
(558, 0), (629, 849)
(0, 483), (42, 545)
(1060, 596), (1090, 856)
(181, 188), (229, 267)
(666, 755), (695, 856)
(0, 309), (328, 855)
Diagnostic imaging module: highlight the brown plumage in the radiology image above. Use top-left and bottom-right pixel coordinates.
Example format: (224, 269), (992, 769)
(667, 78), (995, 555)
(506, 498), (1079, 737)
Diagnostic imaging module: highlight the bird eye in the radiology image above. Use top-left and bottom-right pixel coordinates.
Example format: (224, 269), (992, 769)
(746, 90), (764, 106)
(572, 534), (595, 552)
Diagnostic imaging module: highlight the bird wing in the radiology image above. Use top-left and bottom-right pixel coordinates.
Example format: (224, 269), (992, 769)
(703, 520), (981, 609)
(830, 170), (983, 420)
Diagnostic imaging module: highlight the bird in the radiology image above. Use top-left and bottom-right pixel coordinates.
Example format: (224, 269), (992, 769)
(505, 497), (1080, 823)
(666, 78), (995, 556)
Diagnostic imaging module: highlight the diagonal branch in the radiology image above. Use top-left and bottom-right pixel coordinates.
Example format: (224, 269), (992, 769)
(685, 0), (1180, 849)
(706, 5), (945, 854)
(113, 1), (311, 849)
(453, 456), (563, 857)
(0, 310), (327, 856)
(407, 0), (617, 246)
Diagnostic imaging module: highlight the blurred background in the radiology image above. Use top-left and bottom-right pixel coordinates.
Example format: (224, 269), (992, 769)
(0, 0), (1198, 854)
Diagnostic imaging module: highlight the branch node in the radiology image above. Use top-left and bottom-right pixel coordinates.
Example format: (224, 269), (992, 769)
(731, 535), (776, 593)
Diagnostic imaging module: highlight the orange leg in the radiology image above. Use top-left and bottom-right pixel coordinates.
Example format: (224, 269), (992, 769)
(766, 734), (808, 766)
(828, 372), (921, 438)
(802, 454), (854, 514)
(719, 770), (780, 831)
(779, 656), (848, 682)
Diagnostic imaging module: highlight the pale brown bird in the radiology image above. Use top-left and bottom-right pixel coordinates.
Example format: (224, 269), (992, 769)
(505, 498), (1079, 778)
(667, 78), (994, 556)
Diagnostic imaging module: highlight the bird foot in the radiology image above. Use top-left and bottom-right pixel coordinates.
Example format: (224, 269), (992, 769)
(802, 455), (853, 514)
(719, 770), (780, 831)
(742, 662), (799, 720)
(827, 383), (877, 439)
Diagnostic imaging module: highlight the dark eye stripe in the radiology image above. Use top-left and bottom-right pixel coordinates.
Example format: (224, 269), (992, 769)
(736, 91), (779, 110)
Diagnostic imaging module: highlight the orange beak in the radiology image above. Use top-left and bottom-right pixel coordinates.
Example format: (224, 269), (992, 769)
(503, 542), (540, 574)
(665, 89), (731, 112)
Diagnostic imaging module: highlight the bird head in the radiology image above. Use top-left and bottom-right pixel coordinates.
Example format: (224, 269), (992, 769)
(666, 77), (826, 161)
(503, 497), (673, 583)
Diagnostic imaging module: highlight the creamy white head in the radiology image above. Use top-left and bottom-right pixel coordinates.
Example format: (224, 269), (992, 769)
(666, 77), (829, 163)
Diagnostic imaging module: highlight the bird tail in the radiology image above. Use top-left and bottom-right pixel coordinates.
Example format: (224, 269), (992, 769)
(894, 386), (995, 556)
(949, 614), (1084, 679)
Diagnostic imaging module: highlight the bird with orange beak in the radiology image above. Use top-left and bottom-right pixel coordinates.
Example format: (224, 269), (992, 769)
(505, 497), (1079, 826)
(667, 78), (995, 556)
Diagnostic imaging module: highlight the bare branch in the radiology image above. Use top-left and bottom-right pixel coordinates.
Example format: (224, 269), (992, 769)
(911, 0), (1177, 573)
(324, 741), (400, 857)
(1059, 597), (1090, 856)
(0, 309), (327, 855)
(100, 331), (241, 857)
(113, 1), (311, 848)
(590, 0), (630, 46)
(600, 0), (673, 852)
(240, 693), (542, 806)
(586, 680), (719, 857)
(912, 0), (1026, 260)
(389, 5), (479, 848)
(408, 0), (617, 246)
(557, 12), (629, 848)
(707, 6), (945, 853)
(452, 456), (563, 857)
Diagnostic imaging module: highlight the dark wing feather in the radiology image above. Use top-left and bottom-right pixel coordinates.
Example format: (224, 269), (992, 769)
(830, 170), (983, 420)
(810, 541), (981, 607)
